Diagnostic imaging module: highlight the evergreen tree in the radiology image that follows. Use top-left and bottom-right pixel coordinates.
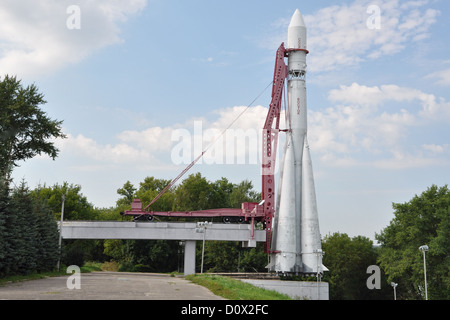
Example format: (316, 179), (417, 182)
(7, 182), (38, 275)
(32, 194), (59, 272)
(0, 178), (10, 276)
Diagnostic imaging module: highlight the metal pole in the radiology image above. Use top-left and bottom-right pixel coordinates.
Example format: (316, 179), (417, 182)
(391, 282), (398, 300)
(423, 249), (428, 300)
(394, 286), (397, 300)
(201, 226), (206, 274)
(200, 222), (211, 274)
(57, 194), (65, 271)
(316, 253), (320, 300)
(419, 245), (429, 300)
(314, 249), (323, 300)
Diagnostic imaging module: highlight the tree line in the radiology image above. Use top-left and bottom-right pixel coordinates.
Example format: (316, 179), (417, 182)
(2, 174), (449, 300)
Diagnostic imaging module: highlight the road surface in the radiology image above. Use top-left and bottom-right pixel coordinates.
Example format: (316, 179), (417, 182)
(0, 272), (225, 300)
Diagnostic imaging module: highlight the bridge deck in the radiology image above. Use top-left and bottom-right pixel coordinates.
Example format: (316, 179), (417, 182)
(61, 221), (265, 243)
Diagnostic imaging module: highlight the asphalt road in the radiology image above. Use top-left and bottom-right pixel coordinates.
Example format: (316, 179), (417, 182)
(0, 272), (225, 300)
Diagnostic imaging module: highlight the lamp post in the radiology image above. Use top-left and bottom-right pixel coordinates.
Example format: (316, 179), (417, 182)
(314, 249), (324, 300)
(391, 282), (398, 300)
(56, 194), (66, 272)
(419, 245), (429, 300)
(196, 221), (212, 273)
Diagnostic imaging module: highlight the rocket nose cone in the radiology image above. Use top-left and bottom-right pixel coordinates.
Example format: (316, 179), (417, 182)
(287, 9), (307, 50)
(289, 9), (306, 28)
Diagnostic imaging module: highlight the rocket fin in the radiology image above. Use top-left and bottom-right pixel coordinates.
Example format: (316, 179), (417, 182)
(301, 138), (324, 274)
(271, 135), (302, 273)
(269, 136), (289, 259)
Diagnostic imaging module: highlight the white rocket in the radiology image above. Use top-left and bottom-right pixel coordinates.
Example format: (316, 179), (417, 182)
(268, 9), (326, 275)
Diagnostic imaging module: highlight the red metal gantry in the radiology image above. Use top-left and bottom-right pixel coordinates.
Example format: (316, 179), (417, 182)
(123, 43), (289, 254)
(261, 43), (288, 253)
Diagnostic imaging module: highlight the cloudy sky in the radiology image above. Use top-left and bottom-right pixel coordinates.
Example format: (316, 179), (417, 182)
(4, 0), (450, 241)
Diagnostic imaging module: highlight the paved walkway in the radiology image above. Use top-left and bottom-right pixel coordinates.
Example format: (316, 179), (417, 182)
(0, 272), (225, 300)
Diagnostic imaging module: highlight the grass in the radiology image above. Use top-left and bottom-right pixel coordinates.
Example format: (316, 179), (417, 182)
(81, 261), (104, 272)
(185, 274), (291, 300)
(0, 269), (68, 286)
(0, 262), (103, 287)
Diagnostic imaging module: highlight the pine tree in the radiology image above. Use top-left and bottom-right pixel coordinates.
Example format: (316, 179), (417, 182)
(0, 178), (10, 276)
(8, 182), (38, 275)
(32, 195), (59, 272)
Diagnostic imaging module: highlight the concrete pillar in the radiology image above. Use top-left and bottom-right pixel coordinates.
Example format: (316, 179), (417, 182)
(184, 240), (196, 275)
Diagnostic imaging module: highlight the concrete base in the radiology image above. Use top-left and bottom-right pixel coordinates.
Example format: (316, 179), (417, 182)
(184, 240), (196, 275)
(241, 279), (329, 300)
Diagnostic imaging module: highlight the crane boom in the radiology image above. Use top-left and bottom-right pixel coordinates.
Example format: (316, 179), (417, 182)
(144, 151), (205, 210)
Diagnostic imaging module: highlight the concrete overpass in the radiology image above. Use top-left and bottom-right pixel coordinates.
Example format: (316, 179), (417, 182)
(61, 221), (266, 275)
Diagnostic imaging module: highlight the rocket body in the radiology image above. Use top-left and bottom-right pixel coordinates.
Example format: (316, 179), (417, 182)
(269, 9), (325, 275)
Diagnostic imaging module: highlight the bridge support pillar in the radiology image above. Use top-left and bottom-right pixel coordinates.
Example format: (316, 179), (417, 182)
(184, 240), (196, 275)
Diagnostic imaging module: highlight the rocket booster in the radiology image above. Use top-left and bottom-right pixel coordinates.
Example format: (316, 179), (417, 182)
(269, 9), (325, 275)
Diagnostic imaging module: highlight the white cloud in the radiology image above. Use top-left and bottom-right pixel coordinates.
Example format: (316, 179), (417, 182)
(263, 0), (439, 73)
(374, 150), (448, 169)
(327, 82), (450, 123)
(119, 127), (175, 153)
(0, 0), (147, 78)
(306, 0), (440, 72)
(58, 133), (153, 165)
(422, 144), (448, 154)
(210, 105), (268, 131)
(309, 82), (450, 168)
(426, 68), (450, 86)
(54, 105), (270, 171)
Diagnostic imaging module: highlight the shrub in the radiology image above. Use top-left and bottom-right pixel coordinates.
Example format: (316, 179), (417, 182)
(63, 246), (85, 268)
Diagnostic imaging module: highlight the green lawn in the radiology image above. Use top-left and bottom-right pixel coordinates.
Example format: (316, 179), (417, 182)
(0, 262), (102, 286)
(185, 274), (291, 300)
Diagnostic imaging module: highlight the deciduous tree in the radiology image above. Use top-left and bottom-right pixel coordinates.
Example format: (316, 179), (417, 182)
(376, 185), (450, 300)
(0, 75), (66, 184)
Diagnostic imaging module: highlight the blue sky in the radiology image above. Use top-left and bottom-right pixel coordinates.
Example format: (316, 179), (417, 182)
(3, 0), (450, 241)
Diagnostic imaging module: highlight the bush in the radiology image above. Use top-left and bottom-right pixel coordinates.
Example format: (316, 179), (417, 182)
(101, 260), (120, 271)
(133, 264), (152, 272)
(117, 262), (133, 272)
(63, 246), (85, 268)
